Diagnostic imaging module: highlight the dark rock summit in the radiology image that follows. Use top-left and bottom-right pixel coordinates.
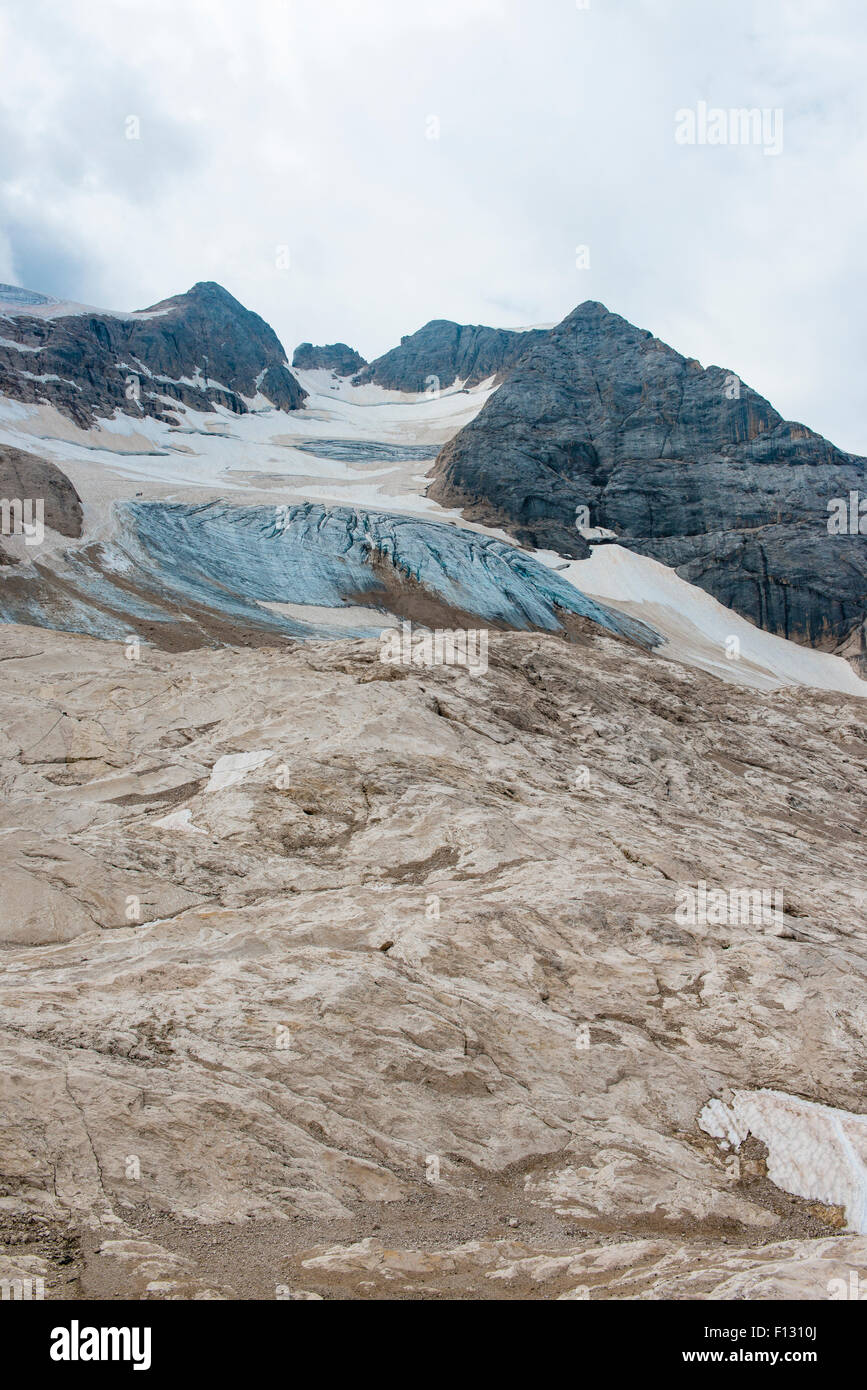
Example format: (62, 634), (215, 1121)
(429, 301), (867, 656)
(0, 281), (306, 428)
(292, 342), (367, 375)
(353, 320), (547, 393)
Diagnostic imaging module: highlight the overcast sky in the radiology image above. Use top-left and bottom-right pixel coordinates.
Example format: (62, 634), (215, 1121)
(1, 0), (865, 451)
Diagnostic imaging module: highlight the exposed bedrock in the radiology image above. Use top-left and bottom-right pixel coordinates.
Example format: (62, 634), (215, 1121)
(353, 320), (547, 392)
(0, 281), (307, 427)
(428, 301), (867, 657)
(0, 445), (83, 565)
(292, 342), (367, 375)
(0, 624), (865, 1294)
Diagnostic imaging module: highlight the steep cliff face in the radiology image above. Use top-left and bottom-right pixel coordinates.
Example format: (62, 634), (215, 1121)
(0, 280), (306, 427)
(353, 319), (546, 392)
(292, 341), (367, 375)
(429, 301), (867, 653)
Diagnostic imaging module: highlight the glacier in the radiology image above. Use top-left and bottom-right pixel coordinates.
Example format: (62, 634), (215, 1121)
(0, 499), (660, 650)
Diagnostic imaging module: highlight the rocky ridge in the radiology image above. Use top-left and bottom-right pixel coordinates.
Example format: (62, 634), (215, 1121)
(292, 342), (367, 375)
(353, 319), (547, 392)
(0, 444), (83, 565)
(0, 280), (307, 429)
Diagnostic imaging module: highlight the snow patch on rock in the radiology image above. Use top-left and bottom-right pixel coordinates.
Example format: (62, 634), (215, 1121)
(206, 749), (274, 793)
(700, 1089), (867, 1233)
(153, 808), (207, 835)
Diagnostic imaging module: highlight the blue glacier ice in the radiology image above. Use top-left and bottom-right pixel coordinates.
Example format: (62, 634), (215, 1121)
(0, 500), (660, 650)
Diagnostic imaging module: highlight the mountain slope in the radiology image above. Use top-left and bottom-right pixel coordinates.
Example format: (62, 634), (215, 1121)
(428, 301), (867, 658)
(0, 280), (306, 428)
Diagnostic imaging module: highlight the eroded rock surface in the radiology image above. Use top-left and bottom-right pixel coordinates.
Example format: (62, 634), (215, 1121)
(0, 622), (865, 1298)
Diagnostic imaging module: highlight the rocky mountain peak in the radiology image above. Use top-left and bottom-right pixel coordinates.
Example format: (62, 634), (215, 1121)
(352, 317), (548, 392)
(429, 300), (867, 657)
(292, 341), (367, 375)
(0, 280), (306, 427)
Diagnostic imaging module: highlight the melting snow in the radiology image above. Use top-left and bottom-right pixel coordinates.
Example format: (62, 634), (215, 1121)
(153, 808), (206, 834)
(700, 1089), (867, 1233)
(205, 749), (274, 793)
(0, 363), (863, 699)
(542, 544), (867, 697)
